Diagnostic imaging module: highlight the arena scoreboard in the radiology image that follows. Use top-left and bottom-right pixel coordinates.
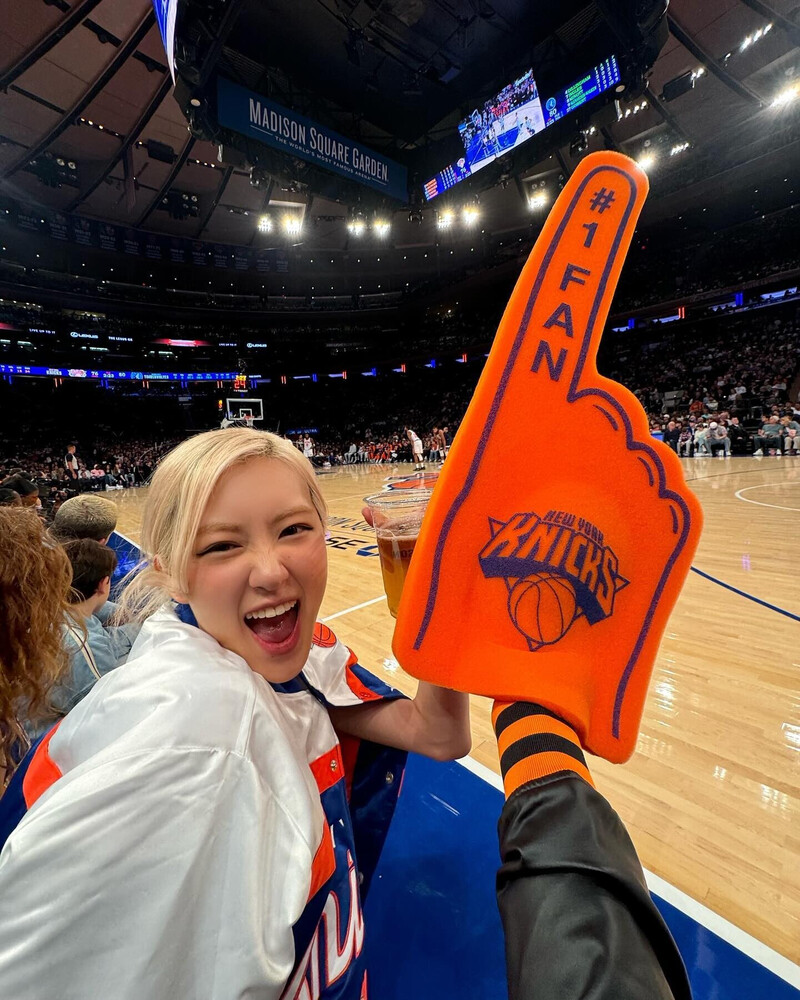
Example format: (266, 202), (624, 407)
(423, 55), (621, 201)
(543, 56), (621, 126)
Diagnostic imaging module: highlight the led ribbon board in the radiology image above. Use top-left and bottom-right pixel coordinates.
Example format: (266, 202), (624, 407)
(0, 365), (236, 381)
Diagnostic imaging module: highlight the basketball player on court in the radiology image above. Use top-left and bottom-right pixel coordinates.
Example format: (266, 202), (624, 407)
(405, 427), (424, 470)
(434, 426), (448, 462)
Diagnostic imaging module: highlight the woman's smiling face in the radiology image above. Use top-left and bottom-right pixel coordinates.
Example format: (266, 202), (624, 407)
(181, 457), (328, 682)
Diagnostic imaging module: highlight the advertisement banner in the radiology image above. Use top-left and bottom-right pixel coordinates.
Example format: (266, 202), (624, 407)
(0, 364), (236, 382)
(216, 77), (408, 202)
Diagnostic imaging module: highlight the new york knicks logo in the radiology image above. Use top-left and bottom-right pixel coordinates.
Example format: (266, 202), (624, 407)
(479, 510), (627, 650)
(384, 473), (439, 490)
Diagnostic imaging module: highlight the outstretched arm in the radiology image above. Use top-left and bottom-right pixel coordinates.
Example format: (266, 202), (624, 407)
(493, 701), (692, 1000)
(329, 682), (471, 762)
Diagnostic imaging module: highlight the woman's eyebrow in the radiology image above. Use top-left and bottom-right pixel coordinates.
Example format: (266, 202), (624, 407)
(196, 522), (244, 538)
(197, 507), (316, 536)
(273, 505), (316, 523)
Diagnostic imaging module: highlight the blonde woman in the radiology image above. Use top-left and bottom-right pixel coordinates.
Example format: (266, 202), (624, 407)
(0, 428), (470, 1000)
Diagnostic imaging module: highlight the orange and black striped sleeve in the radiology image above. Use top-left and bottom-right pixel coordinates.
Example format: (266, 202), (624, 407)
(492, 700), (594, 797)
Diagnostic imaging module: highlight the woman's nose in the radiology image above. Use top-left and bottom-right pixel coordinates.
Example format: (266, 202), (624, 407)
(248, 545), (291, 591)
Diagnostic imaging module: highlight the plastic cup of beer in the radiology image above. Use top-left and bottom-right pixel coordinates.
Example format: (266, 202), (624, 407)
(363, 489), (432, 618)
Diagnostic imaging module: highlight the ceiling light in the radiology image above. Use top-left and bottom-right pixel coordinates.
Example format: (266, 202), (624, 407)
(670, 142), (690, 156)
(283, 215), (302, 236)
(258, 215), (272, 233)
(528, 191), (548, 210)
(462, 206), (480, 226)
(739, 23), (772, 53)
(771, 84), (799, 109)
(637, 153), (656, 172)
(437, 209), (454, 229)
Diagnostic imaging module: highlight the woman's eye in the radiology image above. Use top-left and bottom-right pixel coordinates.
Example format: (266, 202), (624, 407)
(280, 524), (311, 538)
(198, 542), (236, 556)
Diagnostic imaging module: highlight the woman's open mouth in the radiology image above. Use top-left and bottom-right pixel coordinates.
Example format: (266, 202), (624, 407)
(244, 600), (300, 654)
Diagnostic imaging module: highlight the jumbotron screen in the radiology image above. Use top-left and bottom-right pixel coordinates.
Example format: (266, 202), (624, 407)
(423, 55), (620, 201)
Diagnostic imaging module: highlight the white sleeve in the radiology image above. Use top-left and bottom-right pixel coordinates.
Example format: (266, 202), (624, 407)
(0, 747), (313, 1000)
(304, 627), (402, 707)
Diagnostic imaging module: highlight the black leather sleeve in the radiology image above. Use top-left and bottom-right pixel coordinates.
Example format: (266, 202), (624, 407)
(497, 772), (693, 1000)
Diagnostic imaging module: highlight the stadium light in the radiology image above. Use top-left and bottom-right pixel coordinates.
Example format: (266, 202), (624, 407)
(637, 153), (656, 172)
(528, 191), (548, 210)
(771, 84), (798, 109)
(283, 214), (303, 236)
(373, 219), (391, 237)
(258, 215), (272, 233)
(740, 24), (772, 53)
(462, 206), (480, 226)
(437, 209), (454, 229)
(347, 219), (366, 236)
(670, 142), (690, 157)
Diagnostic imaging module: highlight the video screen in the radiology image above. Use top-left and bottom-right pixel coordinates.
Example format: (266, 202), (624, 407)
(542, 56), (620, 126)
(458, 70), (545, 176)
(423, 55), (620, 201)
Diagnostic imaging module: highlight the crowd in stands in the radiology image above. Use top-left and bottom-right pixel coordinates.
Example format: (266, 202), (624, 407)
(0, 493), (140, 775)
(1, 208), (797, 351)
(0, 436), (183, 519)
(612, 205), (800, 311)
(1, 302), (798, 513)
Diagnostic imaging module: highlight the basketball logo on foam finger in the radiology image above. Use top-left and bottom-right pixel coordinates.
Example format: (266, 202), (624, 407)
(480, 509), (628, 654)
(508, 573), (578, 649)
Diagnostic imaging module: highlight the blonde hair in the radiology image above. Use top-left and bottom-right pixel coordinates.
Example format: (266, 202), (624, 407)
(51, 494), (118, 542)
(118, 428), (327, 622)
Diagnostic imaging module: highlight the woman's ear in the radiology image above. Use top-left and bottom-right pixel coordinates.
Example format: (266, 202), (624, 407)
(155, 555), (189, 604)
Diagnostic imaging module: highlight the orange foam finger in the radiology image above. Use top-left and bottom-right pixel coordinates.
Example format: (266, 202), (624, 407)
(392, 151), (703, 763)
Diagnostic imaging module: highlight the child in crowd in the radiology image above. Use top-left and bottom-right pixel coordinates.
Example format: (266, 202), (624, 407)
(0, 488), (22, 507)
(25, 540), (138, 739)
(50, 493), (118, 543)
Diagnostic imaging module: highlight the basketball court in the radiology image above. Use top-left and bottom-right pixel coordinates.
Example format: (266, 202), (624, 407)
(110, 454), (800, 995)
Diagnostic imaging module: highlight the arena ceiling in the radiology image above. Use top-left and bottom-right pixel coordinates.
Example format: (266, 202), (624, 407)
(0, 0), (799, 289)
